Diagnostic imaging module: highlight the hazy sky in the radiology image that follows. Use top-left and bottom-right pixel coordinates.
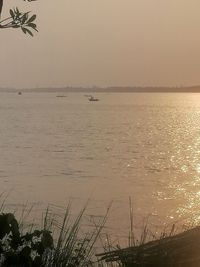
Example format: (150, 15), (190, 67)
(1, 0), (200, 88)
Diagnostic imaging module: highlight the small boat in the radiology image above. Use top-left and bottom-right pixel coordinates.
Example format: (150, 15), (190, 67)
(88, 96), (99, 102)
(56, 95), (67, 98)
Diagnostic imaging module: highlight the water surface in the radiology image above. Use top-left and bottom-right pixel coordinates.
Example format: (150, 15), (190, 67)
(0, 92), (200, 239)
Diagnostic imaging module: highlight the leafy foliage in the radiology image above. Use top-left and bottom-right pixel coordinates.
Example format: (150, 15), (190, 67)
(0, 0), (38, 36)
(0, 204), (110, 267)
(0, 213), (53, 266)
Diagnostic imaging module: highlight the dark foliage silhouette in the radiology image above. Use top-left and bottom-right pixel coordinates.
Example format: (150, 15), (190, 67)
(0, 213), (53, 266)
(0, 0), (38, 36)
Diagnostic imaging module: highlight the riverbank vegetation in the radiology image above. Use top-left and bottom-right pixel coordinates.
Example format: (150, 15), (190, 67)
(98, 225), (200, 267)
(0, 201), (111, 267)
(0, 196), (199, 267)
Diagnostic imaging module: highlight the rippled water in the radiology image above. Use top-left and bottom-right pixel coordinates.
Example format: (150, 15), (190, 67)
(0, 92), (200, 238)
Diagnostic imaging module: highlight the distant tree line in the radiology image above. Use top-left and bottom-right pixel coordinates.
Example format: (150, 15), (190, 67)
(0, 0), (38, 36)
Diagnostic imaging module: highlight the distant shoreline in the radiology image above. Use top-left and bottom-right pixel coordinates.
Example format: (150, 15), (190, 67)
(1, 86), (200, 93)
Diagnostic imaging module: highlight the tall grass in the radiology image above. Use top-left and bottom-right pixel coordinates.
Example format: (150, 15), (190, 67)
(0, 195), (112, 267)
(39, 202), (111, 266)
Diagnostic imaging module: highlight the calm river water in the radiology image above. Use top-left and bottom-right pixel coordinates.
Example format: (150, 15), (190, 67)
(0, 92), (200, 240)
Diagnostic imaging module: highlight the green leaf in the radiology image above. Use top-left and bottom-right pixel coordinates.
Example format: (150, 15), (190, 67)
(21, 27), (27, 34)
(21, 13), (28, 24)
(27, 14), (36, 23)
(24, 27), (34, 37)
(28, 23), (38, 31)
(16, 7), (20, 15)
(10, 9), (15, 19)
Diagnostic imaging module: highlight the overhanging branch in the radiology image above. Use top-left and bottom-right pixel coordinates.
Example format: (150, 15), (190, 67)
(0, 0), (3, 17)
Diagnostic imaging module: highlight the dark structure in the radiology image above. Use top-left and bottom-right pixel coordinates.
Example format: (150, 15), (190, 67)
(97, 227), (200, 267)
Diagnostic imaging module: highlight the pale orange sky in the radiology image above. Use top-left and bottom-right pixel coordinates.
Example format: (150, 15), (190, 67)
(1, 0), (200, 88)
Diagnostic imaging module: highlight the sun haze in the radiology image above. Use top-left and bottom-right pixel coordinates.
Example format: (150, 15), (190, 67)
(1, 0), (200, 88)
